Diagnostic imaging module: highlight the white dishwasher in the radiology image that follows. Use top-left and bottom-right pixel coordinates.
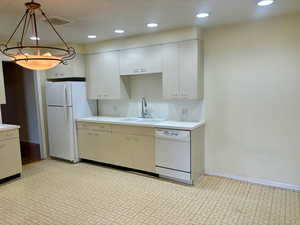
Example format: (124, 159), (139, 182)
(155, 129), (192, 184)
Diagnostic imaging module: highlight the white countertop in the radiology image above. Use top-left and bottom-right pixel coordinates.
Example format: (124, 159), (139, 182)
(77, 116), (205, 130)
(0, 124), (20, 132)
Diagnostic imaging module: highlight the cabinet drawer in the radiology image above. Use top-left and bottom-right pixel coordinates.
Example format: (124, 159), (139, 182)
(112, 125), (154, 136)
(0, 129), (19, 141)
(0, 139), (22, 179)
(77, 122), (111, 132)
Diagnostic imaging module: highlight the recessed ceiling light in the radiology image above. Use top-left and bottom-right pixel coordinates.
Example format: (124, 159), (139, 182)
(30, 36), (40, 41)
(147, 23), (158, 28)
(257, 0), (274, 6)
(196, 12), (210, 18)
(88, 35), (97, 39)
(114, 29), (125, 34)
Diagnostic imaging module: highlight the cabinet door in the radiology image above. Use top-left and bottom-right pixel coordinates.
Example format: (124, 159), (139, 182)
(46, 63), (67, 79)
(86, 54), (102, 99)
(178, 40), (199, 99)
(78, 129), (97, 160)
(86, 51), (125, 100)
(131, 135), (155, 172)
(78, 129), (113, 163)
(162, 43), (180, 99)
(71, 54), (86, 78)
(120, 48), (141, 75)
(110, 133), (134, 168)
(46, 54), (85, 79)
(143, 45), (162, 74)
(120, 45), (162, 75)
(0, 60), (6, 104)
(0, 138), (22, 179)
(97, 51), (121, 99)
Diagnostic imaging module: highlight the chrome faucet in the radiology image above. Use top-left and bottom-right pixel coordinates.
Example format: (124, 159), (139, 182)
(141, 97), (151, 118)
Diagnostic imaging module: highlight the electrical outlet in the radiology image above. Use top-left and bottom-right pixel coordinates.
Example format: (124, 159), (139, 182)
(181, 108), (189, 121)
(113, 105), (118, 112)
(182, 108), (188, 115)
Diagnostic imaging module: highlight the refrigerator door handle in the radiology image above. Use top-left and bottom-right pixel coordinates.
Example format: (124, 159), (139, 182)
(64, 85), (68, 106)
(64, 107), (68, 121)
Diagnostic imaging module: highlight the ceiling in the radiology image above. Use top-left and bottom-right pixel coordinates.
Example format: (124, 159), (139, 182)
(0, 0), (299, 44)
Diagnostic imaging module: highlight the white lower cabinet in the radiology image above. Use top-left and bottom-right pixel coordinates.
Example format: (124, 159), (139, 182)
(0, 129), (22, 180)
(86, 51), (128, 100)
(162, 39), (203, 99)
(77, 122), (155, 173)
(77, 121), (204, 184)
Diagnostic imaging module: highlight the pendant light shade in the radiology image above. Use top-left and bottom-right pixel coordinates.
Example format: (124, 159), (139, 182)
(15, 55), (61, 71)
(0, 1), (75, 71)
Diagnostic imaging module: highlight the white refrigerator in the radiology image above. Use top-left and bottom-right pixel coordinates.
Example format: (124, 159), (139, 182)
(46, 81), (95, 162)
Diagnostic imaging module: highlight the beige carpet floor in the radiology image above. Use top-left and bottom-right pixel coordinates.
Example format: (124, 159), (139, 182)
(0, 159), (299, 225)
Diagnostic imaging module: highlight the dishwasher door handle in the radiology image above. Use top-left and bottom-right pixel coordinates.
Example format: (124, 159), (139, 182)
(155, 135), (190, 142)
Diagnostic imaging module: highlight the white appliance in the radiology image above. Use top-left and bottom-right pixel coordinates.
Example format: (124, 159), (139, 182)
(46, 81), (95, 162)
(155, 129), (192, 184)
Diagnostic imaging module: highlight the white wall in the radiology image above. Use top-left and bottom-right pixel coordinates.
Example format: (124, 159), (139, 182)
(204, 14), (300, 187)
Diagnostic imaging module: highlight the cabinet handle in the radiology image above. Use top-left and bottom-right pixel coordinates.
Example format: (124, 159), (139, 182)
(6, 133), (14, 137)
(88, 132), (99, 136)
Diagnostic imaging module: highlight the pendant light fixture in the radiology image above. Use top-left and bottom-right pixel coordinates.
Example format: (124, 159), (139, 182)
(0, 0), (75, 71)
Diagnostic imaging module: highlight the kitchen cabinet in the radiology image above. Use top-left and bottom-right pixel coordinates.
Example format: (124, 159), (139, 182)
(110, 133), (135, 168)
(120, 45), (162, 75)
(86, 51), (128, 100)
(0, 128), (22, 180)
(130, 135), (155, 172)
(77, 123), (113, 163)
(111, 125), (155, 172)
(46, 54), (85, 79)
(111, 133), (155, 172)
(162, 40), (203, 99)
(77, 122), (155, 173)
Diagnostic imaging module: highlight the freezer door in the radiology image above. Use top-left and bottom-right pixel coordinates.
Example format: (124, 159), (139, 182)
(47, 106), (76, 161)
(46, 82), (72, 106)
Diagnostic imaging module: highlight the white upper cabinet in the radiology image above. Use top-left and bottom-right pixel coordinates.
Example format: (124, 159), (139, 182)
(162, 40), (203, 100)
(46, 54), (85, 79)
(86, 51), (128, 100)
(120, 45), (162, 75)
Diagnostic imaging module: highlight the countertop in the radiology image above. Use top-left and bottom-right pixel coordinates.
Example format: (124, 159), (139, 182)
(77, 116), (205, 130)
(0, 124), (20, 132)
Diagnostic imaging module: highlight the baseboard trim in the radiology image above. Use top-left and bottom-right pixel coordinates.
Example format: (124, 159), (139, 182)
(205, 171), (300, 191)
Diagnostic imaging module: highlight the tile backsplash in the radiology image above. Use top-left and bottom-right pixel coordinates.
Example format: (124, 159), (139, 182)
(98, 99), (204, 122)
(96, 74), (204, 122)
